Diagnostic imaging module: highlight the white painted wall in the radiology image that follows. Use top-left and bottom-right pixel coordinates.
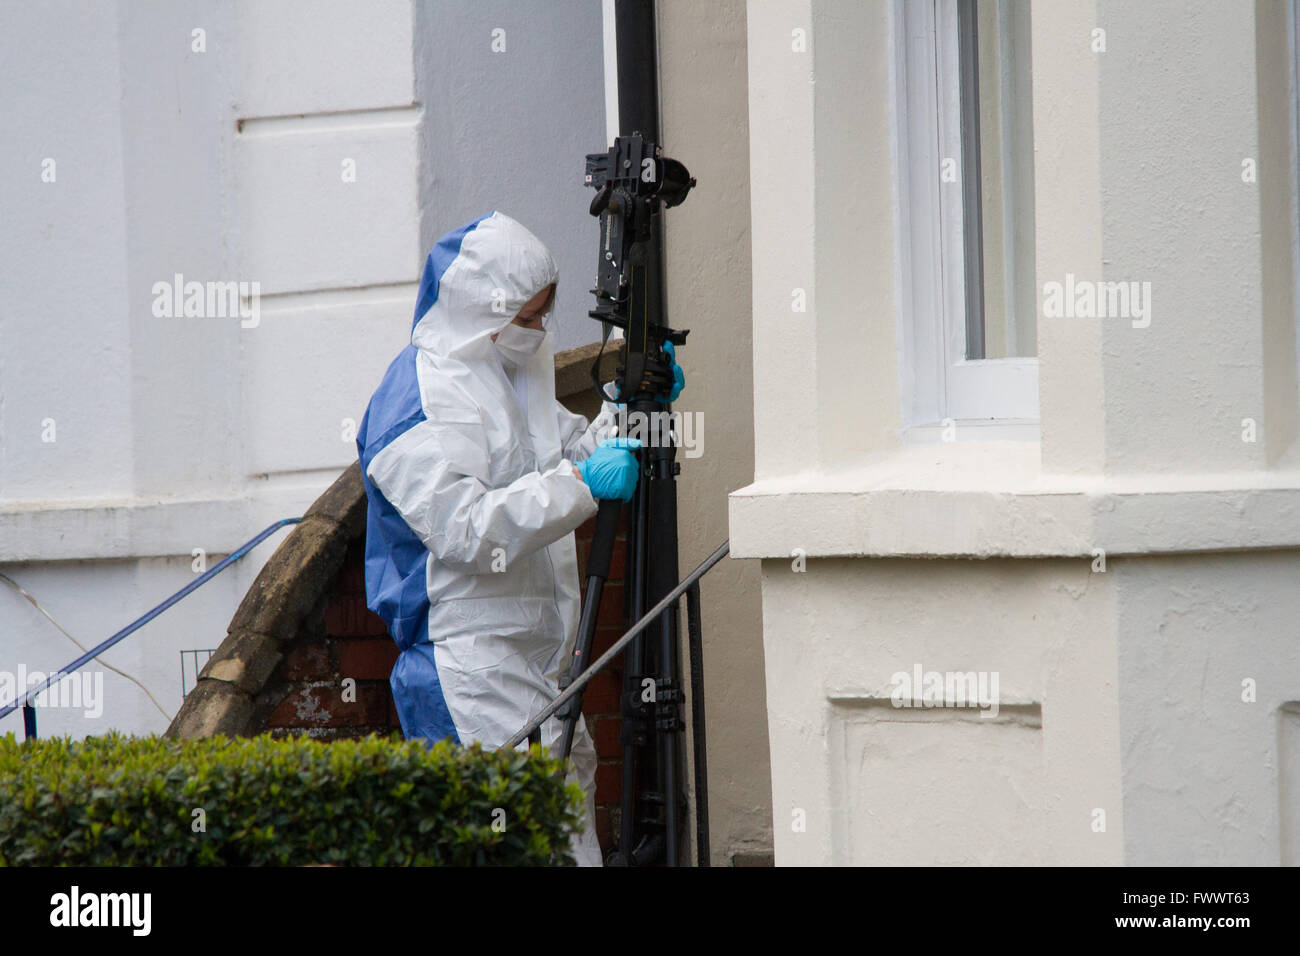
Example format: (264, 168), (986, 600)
(0, 0), (604, 741)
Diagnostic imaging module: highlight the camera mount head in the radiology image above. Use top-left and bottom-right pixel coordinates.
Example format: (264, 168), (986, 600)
(584, 134), (695, 403)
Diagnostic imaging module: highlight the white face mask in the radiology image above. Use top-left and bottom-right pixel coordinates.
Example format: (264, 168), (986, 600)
(493, 323), (546, 368)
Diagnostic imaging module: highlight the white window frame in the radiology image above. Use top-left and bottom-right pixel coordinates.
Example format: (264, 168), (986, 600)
(892, 0), (1039, 436)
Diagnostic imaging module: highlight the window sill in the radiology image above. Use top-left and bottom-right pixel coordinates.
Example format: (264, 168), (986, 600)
(899, 419), (1040, 444)
(728, 442), (1300, 559)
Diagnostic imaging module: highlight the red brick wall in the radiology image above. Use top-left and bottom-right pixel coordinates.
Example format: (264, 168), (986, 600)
(264, 539), (401, 739)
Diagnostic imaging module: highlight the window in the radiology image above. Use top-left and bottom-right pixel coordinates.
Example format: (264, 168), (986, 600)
(894, 0), (1038, 432)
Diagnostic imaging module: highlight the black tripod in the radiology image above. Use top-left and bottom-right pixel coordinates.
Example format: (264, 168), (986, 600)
(545, 131), (704, 866)
(555, 392), (690, 866)
(515, 1), (712, 867)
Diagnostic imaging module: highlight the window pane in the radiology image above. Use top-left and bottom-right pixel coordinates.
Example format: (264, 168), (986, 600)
(961, 0), (1036, 361)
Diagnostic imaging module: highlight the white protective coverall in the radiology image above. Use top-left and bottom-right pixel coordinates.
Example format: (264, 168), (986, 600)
(357, 211), (617, 866)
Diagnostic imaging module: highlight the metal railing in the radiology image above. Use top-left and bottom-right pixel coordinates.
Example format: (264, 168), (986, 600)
(508, 540), (730, 748)
(180, 648), (219, 698)
(0, 518), (301, 740)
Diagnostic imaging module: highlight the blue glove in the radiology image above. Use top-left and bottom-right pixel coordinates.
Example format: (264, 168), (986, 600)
(656, 341), (685, 404)
(576, 437), (643, 501)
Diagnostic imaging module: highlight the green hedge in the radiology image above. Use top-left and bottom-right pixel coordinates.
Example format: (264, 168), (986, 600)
(0, 731), (584, 866)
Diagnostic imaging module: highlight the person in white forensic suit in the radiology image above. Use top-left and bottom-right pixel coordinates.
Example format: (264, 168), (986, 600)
(356, 211), (646, 867)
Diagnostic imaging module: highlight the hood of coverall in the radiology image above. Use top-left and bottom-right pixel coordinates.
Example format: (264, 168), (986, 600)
(409, 211), (563, 461)
(411, 211), (558, 363)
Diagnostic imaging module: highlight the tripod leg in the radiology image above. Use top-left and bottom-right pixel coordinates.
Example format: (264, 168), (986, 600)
(558, 498), (622, 761)
(619, 467), (650, 864)
(687, 580), (710, 866)
(645, 417), (683, 867)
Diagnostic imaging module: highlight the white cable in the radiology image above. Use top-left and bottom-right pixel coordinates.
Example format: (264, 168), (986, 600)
(0, 573), (174, 724)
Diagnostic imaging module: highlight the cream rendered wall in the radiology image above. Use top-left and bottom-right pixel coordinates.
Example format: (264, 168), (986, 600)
(734, 0), (1300, 866)
(759, 557), (1118, 865)
(1116, 551), (1300, 865)
(658, 0), (772, 865)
